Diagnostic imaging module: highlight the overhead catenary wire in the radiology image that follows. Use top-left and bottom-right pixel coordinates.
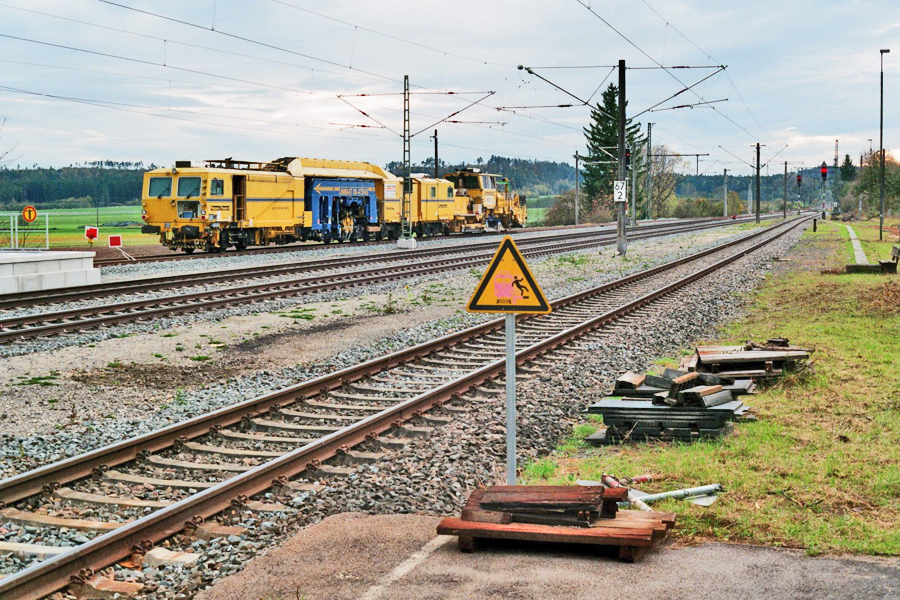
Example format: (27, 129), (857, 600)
(573, 0), (763, 142)
(631, 67), (726, 118)
(0, 2), (406, 88)
(0, 33), (312, 94)
(95, 0), (404, 85)
(0, 84), (401, 143)
(268, 0), (516, 68)
(638, 0), (777, 144)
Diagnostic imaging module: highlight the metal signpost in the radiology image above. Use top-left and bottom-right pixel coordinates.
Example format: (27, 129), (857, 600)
(467, 237), (550, 485)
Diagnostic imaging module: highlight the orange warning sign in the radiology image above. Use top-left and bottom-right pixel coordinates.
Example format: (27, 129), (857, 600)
(467, 236), (551, 314)
(22, 205), (37, 223)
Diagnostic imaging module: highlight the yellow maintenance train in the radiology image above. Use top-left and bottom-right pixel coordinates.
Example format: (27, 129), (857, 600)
(140, 157), (526, 252)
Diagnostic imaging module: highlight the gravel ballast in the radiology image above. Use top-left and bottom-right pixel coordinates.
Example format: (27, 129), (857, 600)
(0, 221), (811, 598)
(73, 221), (810, 600)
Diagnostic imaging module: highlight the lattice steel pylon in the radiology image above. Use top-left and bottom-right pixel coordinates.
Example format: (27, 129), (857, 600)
(401, 75), (413, 240)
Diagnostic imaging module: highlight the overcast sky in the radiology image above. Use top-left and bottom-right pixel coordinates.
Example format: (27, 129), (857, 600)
(0, 0), (897, 177)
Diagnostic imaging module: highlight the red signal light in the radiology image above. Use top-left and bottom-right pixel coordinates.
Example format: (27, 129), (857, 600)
(820, 164), (828, 180)
(796, 174), (802, 186)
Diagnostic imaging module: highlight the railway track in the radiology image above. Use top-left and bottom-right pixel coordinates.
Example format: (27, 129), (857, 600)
(91, 223), (597, 268)
(0, 215), (809, 600)
(1, 216), (771, 312)
(0, 216), (777, 344)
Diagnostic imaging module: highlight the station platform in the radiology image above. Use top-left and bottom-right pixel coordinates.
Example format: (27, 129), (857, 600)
(0, 251), (100, 295)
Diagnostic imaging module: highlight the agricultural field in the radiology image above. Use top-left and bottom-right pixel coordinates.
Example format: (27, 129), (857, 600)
(8, 205), (146, 248)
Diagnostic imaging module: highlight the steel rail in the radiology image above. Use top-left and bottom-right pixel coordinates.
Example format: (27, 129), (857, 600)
(90, 218), (722, 268)
(1, 216), (769, 310)
(91, 223), (578, 267)
(0, 217), (806, 504)
(0, 215), (810, 600)
(0, 217), (774, 343)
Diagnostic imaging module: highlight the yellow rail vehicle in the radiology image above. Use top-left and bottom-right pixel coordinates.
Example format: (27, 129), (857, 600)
(141, 158), (398, 252)
(444, 168), (527, 231)
(141, 158), (528, 252)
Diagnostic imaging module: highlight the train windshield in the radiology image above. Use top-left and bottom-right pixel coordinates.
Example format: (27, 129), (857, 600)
(481, 176), (496, 190)
(459, 175), (480, 189)
(177, 177), (202, 198)
(148, 177), (172, 198)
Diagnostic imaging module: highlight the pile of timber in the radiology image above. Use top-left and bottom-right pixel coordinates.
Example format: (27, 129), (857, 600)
(437, 485), (674, 562)
(586, 368), (754, 444)
(679, 338), (813, 380)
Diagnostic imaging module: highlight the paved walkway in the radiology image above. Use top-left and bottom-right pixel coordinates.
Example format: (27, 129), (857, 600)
(197, 513), (900, 600)
(839, 223), (870, 264)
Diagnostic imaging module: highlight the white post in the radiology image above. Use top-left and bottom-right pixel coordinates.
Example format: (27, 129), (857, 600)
(505, 313), (517, 485)
(44, 212), (49, 249)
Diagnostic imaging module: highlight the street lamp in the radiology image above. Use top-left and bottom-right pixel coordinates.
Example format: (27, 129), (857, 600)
(880, 48), (890, 241)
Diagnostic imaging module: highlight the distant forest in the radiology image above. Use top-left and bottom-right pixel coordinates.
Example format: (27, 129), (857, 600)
(0, 156), (575, 210)
(0, 161), (154, 210)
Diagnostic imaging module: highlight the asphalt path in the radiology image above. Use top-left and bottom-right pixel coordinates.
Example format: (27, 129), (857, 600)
(196, 513), (900, 600)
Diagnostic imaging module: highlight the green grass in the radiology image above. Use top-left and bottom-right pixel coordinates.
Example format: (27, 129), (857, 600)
(17, 205), (147, 248)
(16, 373), (59, 386)
(189, 355), (212, 362)
(523, 223), (900, 555)
(527, 207), (548, 226)
(848, 217), (900, 263)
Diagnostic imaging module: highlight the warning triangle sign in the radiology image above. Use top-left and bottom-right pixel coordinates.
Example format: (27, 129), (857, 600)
(467, 236), (551, 314)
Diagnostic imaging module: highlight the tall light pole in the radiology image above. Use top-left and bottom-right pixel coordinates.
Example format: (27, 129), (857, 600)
(880, 49), (890, 241)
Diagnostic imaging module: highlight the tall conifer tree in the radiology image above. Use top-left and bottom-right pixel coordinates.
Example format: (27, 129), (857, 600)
(582, 83), (644, 210)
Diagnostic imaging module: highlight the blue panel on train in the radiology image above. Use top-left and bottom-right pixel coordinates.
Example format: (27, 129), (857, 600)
(307, 178), (378, 232)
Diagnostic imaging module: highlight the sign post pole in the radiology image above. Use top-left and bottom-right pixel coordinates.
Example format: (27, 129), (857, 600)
(505, 313), (517, 485)
(466, 236), (550, 488)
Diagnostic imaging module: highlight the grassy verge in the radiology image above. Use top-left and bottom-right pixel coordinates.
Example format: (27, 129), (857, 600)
(851, 217), (900, 262)
(523, 222), (900, 555)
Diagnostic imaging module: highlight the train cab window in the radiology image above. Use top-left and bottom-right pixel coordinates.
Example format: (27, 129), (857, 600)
(481, 176), (496, 190)
(430, 186), (436, 199)
(177, 200), (201, 219)
(148, 177), (172, 198)
(210, 178), (224, 196)
(461, 175), (480, 189)
(177, 177), (202, 198)
(446, 186), (453, 198)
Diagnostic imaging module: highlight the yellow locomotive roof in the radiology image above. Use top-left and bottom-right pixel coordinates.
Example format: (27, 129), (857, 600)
(145, 157), (401, 182)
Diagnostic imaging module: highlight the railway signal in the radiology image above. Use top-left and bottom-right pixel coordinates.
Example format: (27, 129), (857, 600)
(468, 236), (550, 485)
(821, 163), (828, 181)
(797, 174), (802, 187)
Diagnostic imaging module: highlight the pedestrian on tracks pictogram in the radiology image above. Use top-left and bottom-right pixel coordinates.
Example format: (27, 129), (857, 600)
(22, 205), (37, 223)
(466, 236), (551, 486)
(466, 236), (550, 314)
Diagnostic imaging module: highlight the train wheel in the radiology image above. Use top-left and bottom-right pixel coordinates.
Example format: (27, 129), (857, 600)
(183, 248), (195, 254)
(235, 242), (247, 251)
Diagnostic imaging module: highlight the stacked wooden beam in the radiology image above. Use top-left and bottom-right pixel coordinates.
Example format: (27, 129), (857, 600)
(437, 486), (674, 562)
(586, 368), (754, 444)
(680, 339), (813, 380)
